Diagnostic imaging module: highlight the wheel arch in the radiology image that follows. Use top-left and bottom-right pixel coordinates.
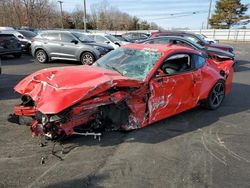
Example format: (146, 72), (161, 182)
(78, 49), (98, 62)
(206, 78), (226, 99)
(34, 48), (49, 58)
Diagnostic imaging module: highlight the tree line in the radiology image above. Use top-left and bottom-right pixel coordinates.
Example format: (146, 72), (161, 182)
(0, 0), (160, 30)
(209, 0), (249, 29)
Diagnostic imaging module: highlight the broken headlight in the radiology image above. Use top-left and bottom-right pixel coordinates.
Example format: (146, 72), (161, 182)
(41, 114), (49, 125)
(49, 115), (62, 122)
(36, 112), (49, 125)
(36, 112), (65, 125)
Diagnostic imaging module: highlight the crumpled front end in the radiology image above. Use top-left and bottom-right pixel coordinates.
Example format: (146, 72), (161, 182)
(10, 66), (147, 139)
(12, 89), (142, 139)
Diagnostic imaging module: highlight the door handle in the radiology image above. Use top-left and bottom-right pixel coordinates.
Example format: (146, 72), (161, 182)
(61, 44), (64, 46)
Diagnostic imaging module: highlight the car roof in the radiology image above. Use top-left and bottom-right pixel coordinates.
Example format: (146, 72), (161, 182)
(121, 43), (201, 55)
(146, 36), (191, 41)
(152, 31), (194, 36)
(87, 33), (109, 36)
(0, 30), (22, 35)
(39, 30), (72, 34)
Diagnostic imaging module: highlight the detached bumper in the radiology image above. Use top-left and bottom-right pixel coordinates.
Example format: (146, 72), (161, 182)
(14, 105), (36, 116)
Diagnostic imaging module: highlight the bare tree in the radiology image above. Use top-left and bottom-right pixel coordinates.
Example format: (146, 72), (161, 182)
(0, 0), (160, 30)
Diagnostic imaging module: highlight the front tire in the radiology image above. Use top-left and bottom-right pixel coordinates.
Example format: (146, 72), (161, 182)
(35, 50), (48, 64)
(203, 80), (225, 110)
(80, 52), (95, 65)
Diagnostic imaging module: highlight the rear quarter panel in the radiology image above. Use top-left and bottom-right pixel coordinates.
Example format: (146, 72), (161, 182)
(199, 61), (224, 99)
(202, 59), (234, 97)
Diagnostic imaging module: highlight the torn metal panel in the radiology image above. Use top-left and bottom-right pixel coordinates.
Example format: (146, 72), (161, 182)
(15, 65), (142, 114)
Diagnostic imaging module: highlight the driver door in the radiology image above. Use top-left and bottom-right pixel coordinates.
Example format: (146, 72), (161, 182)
(148, 53), (201, 124)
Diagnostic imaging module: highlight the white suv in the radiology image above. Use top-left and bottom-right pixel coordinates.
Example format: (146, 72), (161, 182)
(86, 33), (129, 49)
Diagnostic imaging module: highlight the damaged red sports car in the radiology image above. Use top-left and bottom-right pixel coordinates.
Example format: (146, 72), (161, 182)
(10, 44), (234, 140)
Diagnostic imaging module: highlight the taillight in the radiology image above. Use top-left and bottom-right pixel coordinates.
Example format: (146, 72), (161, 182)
(31, 38), (35, 43)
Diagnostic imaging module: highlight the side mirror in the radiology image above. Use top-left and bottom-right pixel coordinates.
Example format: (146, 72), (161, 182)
(155, 69), (165, 77)
(104, 41), (110, 44)
(71, 39), (78, 44)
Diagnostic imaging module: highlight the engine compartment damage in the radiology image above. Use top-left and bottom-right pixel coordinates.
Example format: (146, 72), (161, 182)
(9, 65), (148, 141)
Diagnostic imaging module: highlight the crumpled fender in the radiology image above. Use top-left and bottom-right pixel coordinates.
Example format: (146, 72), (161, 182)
(14, 65), (143, 114)
(207, 58), (234, 94)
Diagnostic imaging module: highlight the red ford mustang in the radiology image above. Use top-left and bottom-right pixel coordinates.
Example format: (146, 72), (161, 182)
(10, 44), (234, 140)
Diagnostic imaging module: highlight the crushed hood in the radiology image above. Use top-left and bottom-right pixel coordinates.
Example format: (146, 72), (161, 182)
(206, 47), (235, 59)
(15, 65), (142, 114)
(208, 43), (233, 51)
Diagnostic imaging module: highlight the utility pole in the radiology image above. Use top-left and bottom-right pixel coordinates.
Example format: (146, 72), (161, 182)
(207, 0), (212, 29)
(58, 1), (64, 29)
(83, 0), (87, 32)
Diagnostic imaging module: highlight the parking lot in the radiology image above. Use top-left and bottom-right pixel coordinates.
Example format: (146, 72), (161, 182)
(0, 43), (250, 188)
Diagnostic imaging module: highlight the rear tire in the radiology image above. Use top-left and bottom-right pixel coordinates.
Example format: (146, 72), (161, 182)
(203, 80), (225, 110)
(80, 52), (95, 65)
(35, 50), (48, 64)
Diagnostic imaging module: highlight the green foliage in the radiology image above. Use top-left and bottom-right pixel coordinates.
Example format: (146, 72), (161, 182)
(209, 0), (249, 29)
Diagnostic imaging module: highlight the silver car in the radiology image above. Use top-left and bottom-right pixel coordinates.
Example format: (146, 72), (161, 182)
(31, 31), (114, 64)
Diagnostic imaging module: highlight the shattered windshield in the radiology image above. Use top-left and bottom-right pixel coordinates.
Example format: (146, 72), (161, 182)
(95, 47), (162, 80)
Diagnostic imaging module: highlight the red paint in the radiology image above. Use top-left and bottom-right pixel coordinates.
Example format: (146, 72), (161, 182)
(13, 44), (234, 138)
(14, 105), (36, 116)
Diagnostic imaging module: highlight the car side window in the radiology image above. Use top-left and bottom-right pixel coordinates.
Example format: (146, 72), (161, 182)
(88, 35), (95, 40)
(95, 35), (107, 43)
(193, 55), (206, 69)
(184, 35), (204, 46)
(147, 38), (170, 44)
(61, 33), (75, 43)
(44, 33), (60, 41)
(160, 54), (192, 75)
(172, 40), (196, 50)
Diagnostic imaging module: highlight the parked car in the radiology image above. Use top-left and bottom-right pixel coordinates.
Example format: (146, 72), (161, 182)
(10, 43), (234, 140)
(0, 33), (22, 58)
(231, 19), (250, 29)
(0, 33), (22, 75)
(17, 30), (37, 52)
(0, 27), (15, 31)
(31, 30), (114, 64)
(141, 36), (235, 60)
(122, 32), (150, 42)
(150, 31), (234, 53)
(86, 33), (129, 49)
(196, 33), (218, 43)
(0, 30), (31, 53)
(112, 34), (132, 42)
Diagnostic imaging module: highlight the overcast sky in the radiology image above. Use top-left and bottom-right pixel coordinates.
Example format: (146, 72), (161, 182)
(60, 0), (250, 29)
